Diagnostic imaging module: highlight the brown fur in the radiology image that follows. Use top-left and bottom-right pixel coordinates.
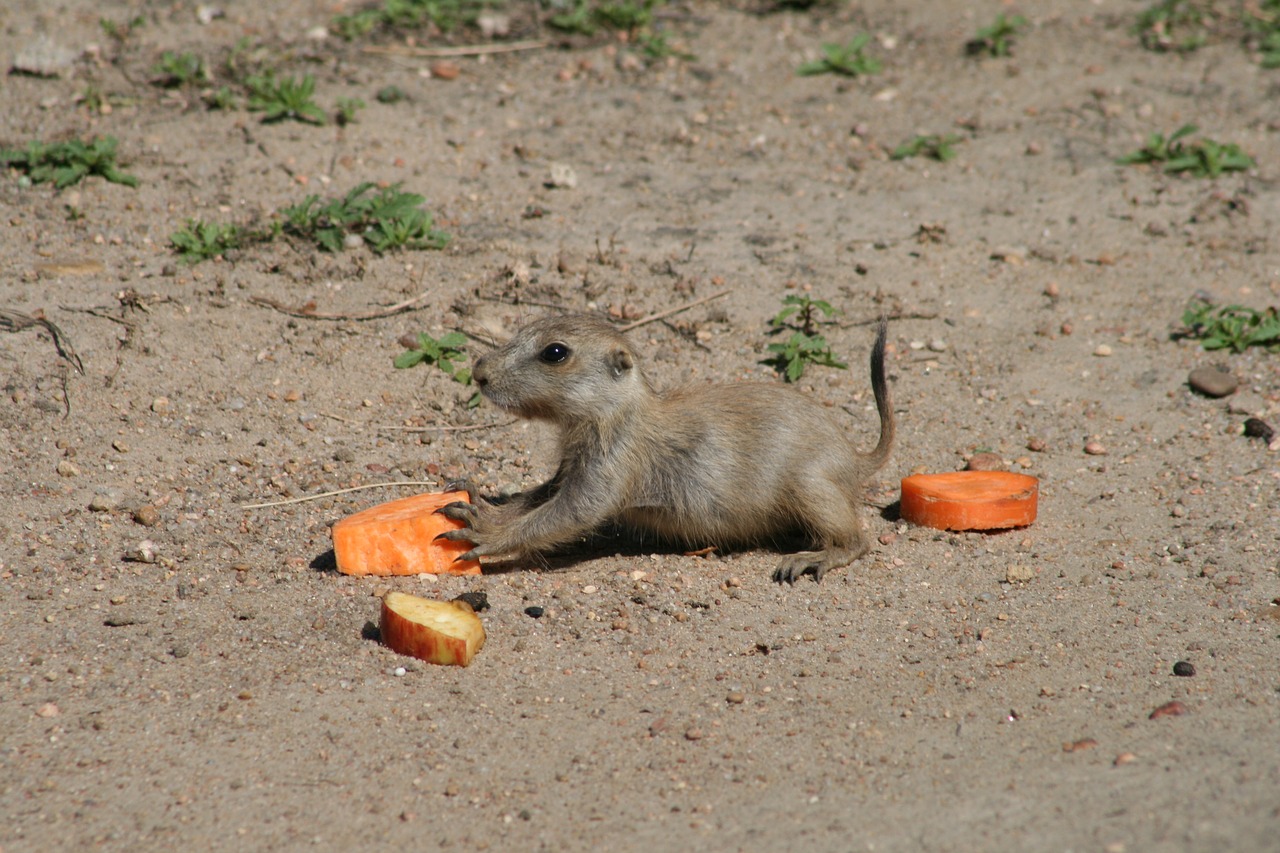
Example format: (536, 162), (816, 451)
(437, 313), (894, 582)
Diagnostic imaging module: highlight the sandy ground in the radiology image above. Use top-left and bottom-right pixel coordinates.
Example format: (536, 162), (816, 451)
(2, 1), (1279, 850)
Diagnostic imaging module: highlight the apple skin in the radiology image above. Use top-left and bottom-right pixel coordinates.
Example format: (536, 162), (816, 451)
(380, 592), (486, 667)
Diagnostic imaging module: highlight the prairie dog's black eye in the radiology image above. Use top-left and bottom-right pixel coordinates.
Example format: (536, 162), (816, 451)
(539, 342), (570, 364)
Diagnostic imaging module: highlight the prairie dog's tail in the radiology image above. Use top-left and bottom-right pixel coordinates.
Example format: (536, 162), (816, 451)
(865, 319), (894, 468)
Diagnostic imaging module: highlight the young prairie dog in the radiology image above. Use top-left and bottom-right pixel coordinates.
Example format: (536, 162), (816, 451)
(437, 313), (894, 583)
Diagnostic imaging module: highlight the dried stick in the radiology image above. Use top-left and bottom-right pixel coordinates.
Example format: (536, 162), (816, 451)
(241, 481), (440, 510)
(618, 289), (730, 332)
(248, 289), (431, 321)
(363, 39), (550, 59)
(0, 309), (84, 373)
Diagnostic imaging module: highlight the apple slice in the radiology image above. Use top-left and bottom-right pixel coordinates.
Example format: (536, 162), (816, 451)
(380, 591), (486, 667)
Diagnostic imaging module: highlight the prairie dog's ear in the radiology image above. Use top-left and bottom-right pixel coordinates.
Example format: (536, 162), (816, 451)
(607, 348), (633, 379)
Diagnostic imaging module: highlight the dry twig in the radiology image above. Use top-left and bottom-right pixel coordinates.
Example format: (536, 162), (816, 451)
(248, 289), (431, 321)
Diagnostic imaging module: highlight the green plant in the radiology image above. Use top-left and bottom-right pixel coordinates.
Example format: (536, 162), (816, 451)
(100, 14), (146, 42)
(332, 0), (493, 40)
(1133, 0), (1212, 52)
(394, 331), (480, 406)
(169, 219), (248, 263)
(891, 133), (962, 162)
(967, 12), (1028, 57)
(1245, 0), (1280, 66)
(335, 96), (366, 126)
(797, 34), (881, 77)
(1117, 124), (1254, 178)
(0, 136), (139, 189)
(281, 182), (450, 253)
(637, 31), (694, 61)
(376, 85), (408, 104)
(204, 86), (238, 110)
(594, 0), (658, 36)
(548, 0), (597, 34)
(246, 71), (326, 124)
(1182, 299), (1280, 352)
(151, 50), (207, 87)
(764, 295), (848, 382)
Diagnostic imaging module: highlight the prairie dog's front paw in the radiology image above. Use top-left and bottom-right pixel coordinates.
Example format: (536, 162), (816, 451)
(436, 500), (480, 525)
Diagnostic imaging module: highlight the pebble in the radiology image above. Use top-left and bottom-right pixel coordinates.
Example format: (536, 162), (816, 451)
(1148, 700), (1188, 720)
(56, 459), (80, 477)
(726, 692), (745, 704)
(89, 489), (122, 512)
(524, 606), (545, 619)
(1093, 344), (1112, 357)
(1187, 367), (1237, 398)
(928, 339), (948, 353)
(1242, 418), (1275, 444)
(1172, 660), (1196, 677)
(1026, 437), (1046, 452)
(965, 452), (1005, 472)
(429, 61), (460, 80)
(1083, 441), (1107, 456)
(36, 702), (61, 718)
(1062, 738), (1097, 752)
(547, 163), (578, 189)
(124, 540), (158, 563)
(1113, 752), (1137, 767)
(1005, 564), (1035, 584)
(133, 505), (161, 527)
(151, 397), (171, 414)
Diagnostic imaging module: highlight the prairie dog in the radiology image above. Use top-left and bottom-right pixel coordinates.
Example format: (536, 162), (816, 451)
(437, 313), (894, 583)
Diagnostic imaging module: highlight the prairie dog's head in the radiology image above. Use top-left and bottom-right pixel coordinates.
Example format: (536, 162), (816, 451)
(472, 314), (650, 423)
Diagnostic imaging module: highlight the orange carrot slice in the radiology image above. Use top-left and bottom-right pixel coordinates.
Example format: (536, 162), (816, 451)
(900, 471), (1038, 531)
(332, 490), (481, 576)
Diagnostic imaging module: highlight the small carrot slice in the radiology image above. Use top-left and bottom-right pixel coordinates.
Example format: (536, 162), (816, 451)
(332, 490), (481, 576)
(900, 471), (1038, 531)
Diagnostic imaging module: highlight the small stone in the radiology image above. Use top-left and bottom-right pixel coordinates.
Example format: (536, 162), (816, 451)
(1172, 660), (1196, 677)
(104, 613), (140, 627)
(429, 61), (460, 80)
(89, 490), (121, 512)
(1188, 367), (1237, 398)
(151, 397), (171, 414)
(1062, 738), (1097, 752)
(132, 505), (161, 527)
(581, 585), (597, 594)
(547, 163), (578, 189)
(524, 606), (545, 619)
(1093, 344), (1113, 357)
(36, 702), (61, 718)
(1083, 441), (1107, 456)
(1005, 564), (1035, 584)
(726, 692), (746, 704)
(56, 459), (80, 477)
(1043, 282), (1060, 298)
(1113, 752), (1137, 766)
(966, 452), (1005, 472)
(124, 540), (157, 563)
(1148, 700), (1188, 720)
(928, 339), (948, 352)
(112, 439), (130, 453)
(684, 727), (705, 741)
(1243, 417), (1276, 444)
(1026, 437), (1046, 452)
(878, 531), (897, 546)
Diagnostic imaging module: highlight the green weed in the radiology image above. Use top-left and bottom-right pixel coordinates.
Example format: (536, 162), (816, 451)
(170, 219), (250, 263)
(280, 182), (450, 254)
(1117, 124), (1253, 178)
(151, 50), (207, 87)
(100, 14), (146, 42)
(246, 71), (326, 125)
(394, 331), (480, 406)
(967, 12), (1028, 57)
(1133, 0), (1212, 52)
(764, 294), (848, 382)
(797, 34), (881, 77)
(1182, 299), (1280, 352)
(332, 0), (494, 40)
(891, 133), (962, 162)
(0, 136), (138, 189)
(335, 97), (366, 126)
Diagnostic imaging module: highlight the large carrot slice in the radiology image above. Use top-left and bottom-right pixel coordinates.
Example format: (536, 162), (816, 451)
(332, 490), (482, 576)
(900, 471), (1038, 531)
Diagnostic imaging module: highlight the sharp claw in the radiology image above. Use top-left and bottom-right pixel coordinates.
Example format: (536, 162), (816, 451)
(455, 549), (479, 563)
